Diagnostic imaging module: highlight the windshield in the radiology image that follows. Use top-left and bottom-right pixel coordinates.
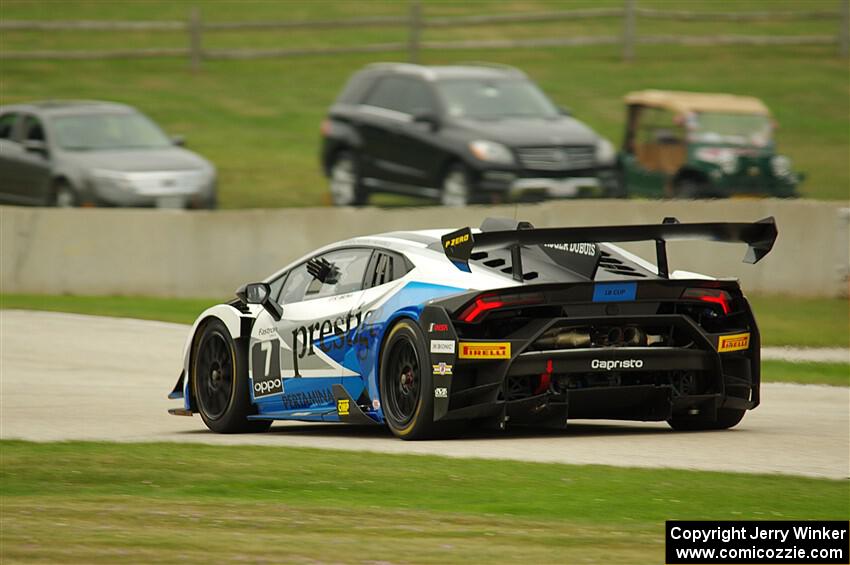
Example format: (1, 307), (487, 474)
(689, 112), (772, 146)
(51, 112), (172, 151)
(436, 78), (559, 120)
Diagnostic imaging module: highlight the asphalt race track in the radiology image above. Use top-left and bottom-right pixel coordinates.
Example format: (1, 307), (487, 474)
(2, 310), (847, 479)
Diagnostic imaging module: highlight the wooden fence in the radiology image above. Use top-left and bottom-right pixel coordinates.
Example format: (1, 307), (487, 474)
(1, 1), (848, 69)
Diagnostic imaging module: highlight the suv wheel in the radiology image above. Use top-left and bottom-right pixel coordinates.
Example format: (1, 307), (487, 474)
(674, 178), (710, 199)
(441, 164), (471, 207)
(329, 151), (367, 206)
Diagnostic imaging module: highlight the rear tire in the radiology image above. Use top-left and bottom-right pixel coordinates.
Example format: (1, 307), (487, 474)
(329, 150), (368, 206)
(52, 180), (78, 208)
(440, 163), (472, 207)
(668, 408), (746, 431)
(191, 319), (271, 434)
(673, 178), (709, 199)
(379, 319), (440, 440)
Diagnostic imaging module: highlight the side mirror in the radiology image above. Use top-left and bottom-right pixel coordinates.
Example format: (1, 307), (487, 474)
(412, 109), (440, 131)
(171, 135), (186, 147)
(235, 282), (283, 321)
(23, 139), (48, 156)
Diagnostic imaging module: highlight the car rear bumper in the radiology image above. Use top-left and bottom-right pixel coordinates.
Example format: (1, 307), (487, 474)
(419, 298), (760, 429)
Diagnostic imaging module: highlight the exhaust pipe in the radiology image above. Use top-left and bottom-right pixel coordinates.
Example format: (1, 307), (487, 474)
(537, 329), (591, 348)
(623, 326), (647, 346)
(606, 327), (623, 345)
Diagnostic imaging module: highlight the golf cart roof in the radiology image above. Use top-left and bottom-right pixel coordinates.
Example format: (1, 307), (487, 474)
(624, 90), (771, 116)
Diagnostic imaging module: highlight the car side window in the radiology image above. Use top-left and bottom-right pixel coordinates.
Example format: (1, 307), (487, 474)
(0, 113), (18, 140)
(398, 79), (436, 115)
(279, 248), (373, 304)
(21, 115), (46, 142)
(365, 251), (411, 289)
(363, 76), (409, 113)
(363, 76), (434, 116)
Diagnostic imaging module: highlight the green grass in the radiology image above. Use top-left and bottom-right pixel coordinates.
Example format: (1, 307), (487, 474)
(0, 0), (846, 207)
(762, 360), (849, 387)
(1, 441), (847, 563)
(748, 294), (850, 348)
(0, 293), (221, 325)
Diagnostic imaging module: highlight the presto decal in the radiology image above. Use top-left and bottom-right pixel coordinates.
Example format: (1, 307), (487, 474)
(290, 309), (378, 377)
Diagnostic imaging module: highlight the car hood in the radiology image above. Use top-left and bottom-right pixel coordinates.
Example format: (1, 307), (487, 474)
(453, 116), (600, 147)
(58, 147), (211, 172)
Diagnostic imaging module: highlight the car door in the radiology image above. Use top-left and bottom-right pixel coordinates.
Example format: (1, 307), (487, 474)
(386, 78), (445, 188)
(341, 250), (414, 405)
(357, 75), (417, 184)
(4, 114), (53, 204)
(0, 112), (23, 202)
(248, 247), (374, 414)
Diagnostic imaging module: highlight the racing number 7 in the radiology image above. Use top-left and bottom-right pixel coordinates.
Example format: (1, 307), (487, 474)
(251, 340), (281, 381)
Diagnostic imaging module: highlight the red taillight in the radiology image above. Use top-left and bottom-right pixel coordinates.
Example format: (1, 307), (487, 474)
(459, 295), (505, 322)
(682, 288), (732, 314)
(458, 292), (543, 323)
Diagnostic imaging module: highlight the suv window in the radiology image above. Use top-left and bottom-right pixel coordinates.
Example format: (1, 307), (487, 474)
(21, 115), (46, 142)
(0, 113), (18, 140)
(363, 76), (435, 115)
(336, 71), (376, 104)
(280, 248), (373, 304)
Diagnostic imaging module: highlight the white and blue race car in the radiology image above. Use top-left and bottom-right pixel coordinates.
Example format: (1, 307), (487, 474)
(168, 216), (777, 440)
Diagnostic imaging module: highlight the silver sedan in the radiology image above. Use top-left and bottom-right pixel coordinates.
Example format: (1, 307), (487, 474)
(0, 100), (217, 209)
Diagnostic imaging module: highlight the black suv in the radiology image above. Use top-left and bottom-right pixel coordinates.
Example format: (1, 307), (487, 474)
(321, 63), (617, 206)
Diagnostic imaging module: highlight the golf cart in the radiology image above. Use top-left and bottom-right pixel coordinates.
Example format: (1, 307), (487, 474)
(619, 90), (802, 198)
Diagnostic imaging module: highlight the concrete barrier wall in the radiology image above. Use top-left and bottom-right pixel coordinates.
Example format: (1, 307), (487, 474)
(1, 200), (848, 299)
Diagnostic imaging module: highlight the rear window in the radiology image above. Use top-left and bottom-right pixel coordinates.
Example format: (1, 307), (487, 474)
(335, 72), (376, 105)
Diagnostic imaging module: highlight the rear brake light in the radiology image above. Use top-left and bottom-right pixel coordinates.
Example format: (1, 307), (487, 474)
(682, 288), (732, 314)
(459, 292), (543, 323)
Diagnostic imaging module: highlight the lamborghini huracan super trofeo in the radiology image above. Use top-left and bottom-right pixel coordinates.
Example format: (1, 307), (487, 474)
(168, 216), (777, 440)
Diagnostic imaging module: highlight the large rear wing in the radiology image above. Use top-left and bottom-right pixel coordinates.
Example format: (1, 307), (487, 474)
(440, 217), (778, 281)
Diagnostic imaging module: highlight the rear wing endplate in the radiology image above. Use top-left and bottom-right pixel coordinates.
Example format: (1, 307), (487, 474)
(440, 216), (777, 280)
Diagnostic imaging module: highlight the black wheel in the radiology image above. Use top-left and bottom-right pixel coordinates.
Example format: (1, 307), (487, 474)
(440, 163), (472, 206)
(379, 319), (439, 440)
(51, 180), (78, 208)
(668, 407), (746, 431)
(329, 150), (368, 206)
(603, 166), (628, 198)
(673, 178), (709, 199)
(191, 319), (271, 434)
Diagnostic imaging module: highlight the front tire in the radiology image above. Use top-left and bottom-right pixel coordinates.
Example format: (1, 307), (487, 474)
(379, 319), (439, 440)
(329, 150), (368, 206)
(191, 319), (271, 434)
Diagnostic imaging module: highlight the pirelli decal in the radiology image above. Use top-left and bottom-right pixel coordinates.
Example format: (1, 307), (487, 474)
(458, 342), (511, 360)
(717, 332), (751, 353)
